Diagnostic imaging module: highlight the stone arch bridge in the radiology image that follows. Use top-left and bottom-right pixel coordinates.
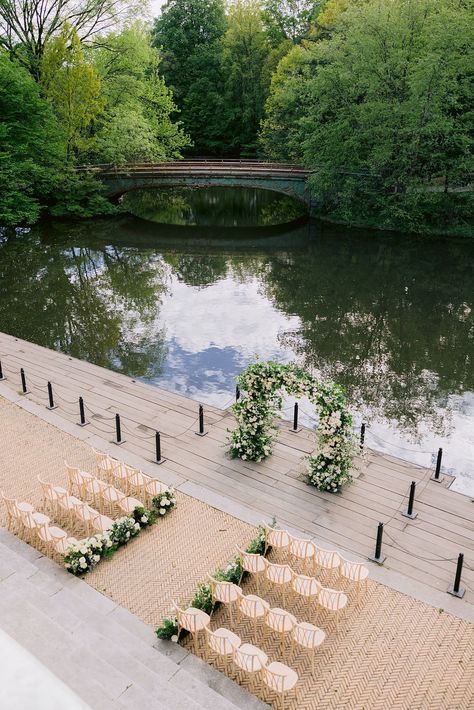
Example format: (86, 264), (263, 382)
(78, 160), (317, 212)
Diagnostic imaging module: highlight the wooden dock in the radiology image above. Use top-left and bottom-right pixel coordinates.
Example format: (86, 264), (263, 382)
(0, 331), (473, 610)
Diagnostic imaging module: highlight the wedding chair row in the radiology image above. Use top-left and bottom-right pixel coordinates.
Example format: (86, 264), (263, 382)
(1, 490), (77, 557)
(241, 543), (369, 599)
(173, 604), (298, 710)
(64, 466), (143, 517)
(38, 475), (114, 536)
(210, 575), (339, 639)
(93, 451), (166, 505)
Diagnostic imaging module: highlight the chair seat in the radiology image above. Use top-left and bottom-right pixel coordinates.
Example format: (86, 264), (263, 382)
(17, 501), (34, 512)
(342, 566), (369, 582)
(59, 495), (82, 509)
(292, 622), (325, 648)
(181, 607), (211, 632)
(292, 575), (320, 598)
(215, 583), (241, 603)
(47, 526), (68, 540)
(88, 480), (107, 494)
(92, 514), (114, 532)
(266, 565), (292, 585)
(234, 643), (268, 671)
(319, 591), (348, 611)
(119, 496), (142, 512)
(32, 512), (50, 525)
(265, 661), (298, 691)
(145, 479), (163, 495)
(240, 594), (269, 618)
(210, 628), (241, 654)
(266, 608), (297, 632)
(52, 486), (67, 496)
(54, 536), (78, 554)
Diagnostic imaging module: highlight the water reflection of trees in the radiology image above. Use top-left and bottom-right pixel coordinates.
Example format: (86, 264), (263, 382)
(260, 231), (474, 435)
(0, 228), (168, 378)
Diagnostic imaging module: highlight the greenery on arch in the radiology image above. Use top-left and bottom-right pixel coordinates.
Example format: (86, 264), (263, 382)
(229, 361), (355, 492)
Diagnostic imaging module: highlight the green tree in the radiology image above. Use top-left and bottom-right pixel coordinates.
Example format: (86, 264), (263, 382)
(152, 0), (227, 154)
(92, 23), (190, 163)
(222, 0), (270, 155)
(262, 0), (320, 45)
(40, 28), (103, 161)
(0, 51), (63, 226)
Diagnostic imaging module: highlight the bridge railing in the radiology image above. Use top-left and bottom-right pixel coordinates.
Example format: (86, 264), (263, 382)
(75, 160), (309, 176)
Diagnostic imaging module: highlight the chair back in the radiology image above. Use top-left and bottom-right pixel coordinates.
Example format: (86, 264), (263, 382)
(205, 627), (237, 655)
(233, 646), (265, 673)
(262, 665), (290, 693)
(239, 594), (267, 618)
(103, 483), (124, 503)
(66, 463), (84, 488)
(319, 587), (346, 611)
(315, 547), (341, 569)
(265, 525), (290, 549)
(19, 507), (36, 530)
(208, 577), (241, 604)
(128, 467), (146, 488)
(293, 622), (324, 648)
(238, 549), (264, 574)
(173, 604), (209, 633)
(265, 562), (292, 585)
(265, 608), (296, 633)
(75, 501), (92, 523)
(292, 573), (321, 597)
(290, 536), (316, 559)
(1, 490), (17, 518)
(340, 557), (367, 581)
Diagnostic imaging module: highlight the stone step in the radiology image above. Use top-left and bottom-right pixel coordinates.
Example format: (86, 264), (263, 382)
(0, 535), (269, 709)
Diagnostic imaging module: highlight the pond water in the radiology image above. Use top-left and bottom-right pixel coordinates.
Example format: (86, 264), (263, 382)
(1, 187), (473, 495)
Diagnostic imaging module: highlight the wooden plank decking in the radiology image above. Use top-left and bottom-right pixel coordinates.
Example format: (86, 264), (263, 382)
(0, 331), (473, 608)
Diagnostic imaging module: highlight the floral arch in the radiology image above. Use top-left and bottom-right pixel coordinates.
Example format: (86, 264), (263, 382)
(229, 361), (355, 492)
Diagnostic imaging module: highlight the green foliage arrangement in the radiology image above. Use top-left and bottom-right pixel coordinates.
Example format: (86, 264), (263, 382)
(64, 492), (178, 575)
(229, 361), (354, 492)
(155, 522), (271, 640)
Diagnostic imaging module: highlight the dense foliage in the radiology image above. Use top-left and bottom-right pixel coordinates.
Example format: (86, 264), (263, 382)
(261, 0), (474, 234)
(0, 0), (472, 233)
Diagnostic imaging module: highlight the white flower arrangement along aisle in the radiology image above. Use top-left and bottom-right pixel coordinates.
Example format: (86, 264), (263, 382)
(229, 361), (355, 492)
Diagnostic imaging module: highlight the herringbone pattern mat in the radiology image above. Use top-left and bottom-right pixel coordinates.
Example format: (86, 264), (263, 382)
(184, 568), (474, 710)
(0, 396), (253, 624)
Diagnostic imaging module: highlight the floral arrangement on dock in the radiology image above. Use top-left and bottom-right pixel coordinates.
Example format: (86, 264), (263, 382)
(156, 520), (274, 641)
(64, 487), (177, 575)
(228, 361), (355, 493)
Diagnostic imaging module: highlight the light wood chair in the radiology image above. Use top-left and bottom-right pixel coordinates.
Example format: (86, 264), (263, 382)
(314, 547), (341, 584)
(263, 524), (291, 560)
(111, 462), (134, 495)
(127, 468), (147, 498)
(38, 475), (67, 516)
(74, 502), (102, 536)
(100, 483), (124, 515)
(18, 508), (50, 543)
(208, 576), (242, 624)
(56, 490), (83, 527)
(65, 463), (93, 498)
(237, 548), (267, 594)
(291, 572), (321, 612)
(264, 607), (297, 658)
(173, 603), (210, 653)
(291, 621), (325, 675)
(90, 510), (114, 535)
(53, 534), (78, 556)
(232, 643), (268, 690)
(116, 492), (144, 517)
(204, 626), (241, 672)
(339, 557), (369, 599)
(317, 588), (348, 632)
(36, 521), (68, 555)
(94, 450), (119, 482)
(262, 661), (298, 710)
(264, 561), (293, 607)
(289, 536), (316, 574)
(143, 474), (166, 507)
(1, 491), (33, 532)
(238, 594), (270, 635)
(84, 477), (108, 511)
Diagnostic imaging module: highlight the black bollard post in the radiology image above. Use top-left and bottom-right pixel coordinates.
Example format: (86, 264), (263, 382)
(235, 384), (240, 402)
(20, 368), (29, 394)
(0, 360), (5, 381)
(155, 431), (165, 464)
(431, 448), (443, 482)
(78, 396), (88, 427)
(46, 381), (57, 410)
(369, 522), (386, 564)
(195, 404), (207, 436)
(290, 402), (301, 433)
(113, 413), (125, 445)
(360, 422), (366, 451)
(447, 553), (465, 598)
(402, 481), (418, 519)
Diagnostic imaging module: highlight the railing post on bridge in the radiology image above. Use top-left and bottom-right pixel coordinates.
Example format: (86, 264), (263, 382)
(20, 368), (29, 395)
(196, 404), (207, 437)
(369, 522), (386, 565)
(402, 481), (418, 520)
(46, 381), (57, 410)
(113, 413), (125, 445)
(447, 553), (465, 598)
(431, 448), (443, 482)
(78, 396), (88, 427)
(155, 431), (165, 465)
(289, 402), (301, 433)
